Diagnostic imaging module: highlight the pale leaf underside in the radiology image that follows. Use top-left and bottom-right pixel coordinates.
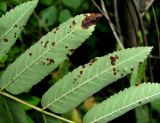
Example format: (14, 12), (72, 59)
(0, 14), (95, 94)
(83, 83), (160, 123)
(41, 47), (152, 114)
(0, 0), (38, 60)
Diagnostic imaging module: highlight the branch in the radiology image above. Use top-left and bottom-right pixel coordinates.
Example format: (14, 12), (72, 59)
(0, 91), (75, 123)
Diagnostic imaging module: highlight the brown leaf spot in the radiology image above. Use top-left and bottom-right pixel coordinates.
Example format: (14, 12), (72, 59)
(29, 53), (32, 56)
(4, 38), (8, 42)
(46, 57), (55, 65)
(14, 32), (16, 38)
(113, 67), (116, 72)
(130, 68), (134, 71)
(110, 56), (117, 66)
(80, 70), (83, 75)
(81, 13), (103, 29)
(89, 58), (98, 64)
(44, 41), (49, 48)
(138, 101), (141, 104)
(52, 42), (55, 46)
(40, 41), (43, 44)
(72, 20), (76, 25)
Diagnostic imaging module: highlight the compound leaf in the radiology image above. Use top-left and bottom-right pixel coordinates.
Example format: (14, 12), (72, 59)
(0, 14), (95, 94)
(41, 47), (152, 114)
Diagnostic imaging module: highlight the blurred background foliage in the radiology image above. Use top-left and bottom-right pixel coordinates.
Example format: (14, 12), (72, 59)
(0, 0), (160, 123)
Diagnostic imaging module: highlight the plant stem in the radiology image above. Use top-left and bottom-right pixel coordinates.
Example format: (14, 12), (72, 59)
(0, 91), (75, 123)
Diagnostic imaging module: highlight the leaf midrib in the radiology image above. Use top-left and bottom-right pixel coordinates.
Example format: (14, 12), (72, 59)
(1, 23), (79, 91)
(43, 49), (149, 109)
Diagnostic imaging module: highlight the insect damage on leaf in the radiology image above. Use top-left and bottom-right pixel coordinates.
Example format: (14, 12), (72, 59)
(81, 13), (103, 29)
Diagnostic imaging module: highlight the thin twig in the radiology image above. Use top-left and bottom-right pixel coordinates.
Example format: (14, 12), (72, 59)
(130, 0), (154, 81)
(92, 0), (124, 49)
(113, 0), (124, 44)
(100, 0), (124, 49)
(152, 6), (160, 57)
(33, 11), (49, 32)
(130, 0), (148, 46)
(142, 0), (155, 15)
(0, 91), (75, 123)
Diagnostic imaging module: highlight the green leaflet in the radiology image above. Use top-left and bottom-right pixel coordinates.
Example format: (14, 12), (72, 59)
(83, 83), (160, 123)
(0, 95), (27, 123)
(41, 47), (152, 114)
(0, 14), (95, 94)
(0, 0), (38, 60)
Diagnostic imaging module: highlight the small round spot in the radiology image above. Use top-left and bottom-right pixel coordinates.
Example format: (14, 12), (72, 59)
(29, 53), (32, 56)
(130, 68), (134, 71)
(80, 70), (83, 75)
(4, 38), (8, 42)
(52, 42), (55, 46)
(72, 20), (76, 25)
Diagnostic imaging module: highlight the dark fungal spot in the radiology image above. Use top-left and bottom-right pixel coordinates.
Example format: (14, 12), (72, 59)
(53, 30), (56, 34)
(110, 56), (117, 66)
(40, 41), (43, 44)
(14, 32), (16, 38)
(41, 61), (45, 65)
(72, 20), (76, 25)
(29, 53), (32, 56)
(69, 49), (74, 53)
(69, 25), (72, 28)
(113, 67), (116, 72)
(52, 42), (55, 46)
(139, 61), (143, 65)
(14, 24), (17, 27)
(46, 57), (55, 65)
(89, 63), (92, 66)
(121, 74), (124, 77)
(81, 13), (103, 29)
(114, 72), (117, 75)
(130, 68), (134, 71)
(44, 41), (49, 48)
(80, 70), (83, 75)
(65, 46), (68, 49)
(115, 55), (119, 59)
(4, 38), (8, 42)
(67, 53), (70, 57)
(138, 101), (141, 104)
(19, 26), (22, 29)
(74, 78), (77, 81)
(89, 58), (98, 64)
